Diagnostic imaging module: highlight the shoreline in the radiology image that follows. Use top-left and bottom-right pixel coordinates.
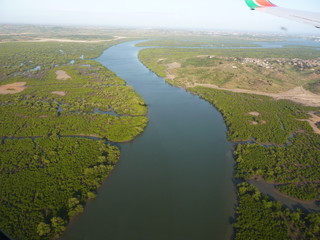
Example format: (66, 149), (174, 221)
(250, 177), (320, 212)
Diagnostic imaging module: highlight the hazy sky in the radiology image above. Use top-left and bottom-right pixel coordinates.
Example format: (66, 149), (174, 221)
(1, 0), (320, 35)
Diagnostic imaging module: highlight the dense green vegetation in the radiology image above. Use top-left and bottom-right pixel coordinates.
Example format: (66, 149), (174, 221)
(189, 87), (312, 144)
(235, 133), (320, 200)
(0, 38), (148, 239)
(235, 183), (320, 240)
(0, 60), (148, 142)
(0, 137), (119, 239)
(0, 41), (112, 81)
(190, 87), (320, 201)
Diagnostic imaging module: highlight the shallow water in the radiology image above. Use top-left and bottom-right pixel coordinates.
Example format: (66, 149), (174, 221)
(250, 179), (320, 213)
(62, 41), (236, 240)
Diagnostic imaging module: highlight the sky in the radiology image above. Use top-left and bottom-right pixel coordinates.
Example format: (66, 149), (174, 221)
(0, 0), (320, 35)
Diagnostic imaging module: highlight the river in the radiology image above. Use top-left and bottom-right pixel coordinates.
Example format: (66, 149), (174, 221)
(62, 41), (235, 240)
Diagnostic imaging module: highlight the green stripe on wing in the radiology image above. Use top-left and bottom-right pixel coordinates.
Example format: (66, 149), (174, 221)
(245, 0), (259, 9)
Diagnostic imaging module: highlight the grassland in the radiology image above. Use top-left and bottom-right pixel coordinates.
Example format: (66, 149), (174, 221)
(139, 47), (320, 94)
(0, 32), (148, 239)
(138, 39), (320, 239)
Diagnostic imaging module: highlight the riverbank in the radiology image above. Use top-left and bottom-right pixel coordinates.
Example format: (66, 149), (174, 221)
(250, 177), (320, 212)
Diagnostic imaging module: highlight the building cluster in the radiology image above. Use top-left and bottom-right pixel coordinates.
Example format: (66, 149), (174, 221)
(239, 57), (320, 71)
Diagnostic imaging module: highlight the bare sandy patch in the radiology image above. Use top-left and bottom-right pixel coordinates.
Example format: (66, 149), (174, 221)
(165, 62), (181, 80)
(249, 121), (258, 125)
(273, 86), (320, 107)
(298, 112), (320, 135)
(197, 55), (215, 58)
(0, 82), (26, 94)
(189, 83), (320, 107)
(157, 58), (166, 63)
(248, 111), (260, 116)
(51, 91), (66, 96)
(167, 62), (181, 69)
(22, 38), (108, 43)
(56, 70), (71, 80)
(6, 36), (127, 44)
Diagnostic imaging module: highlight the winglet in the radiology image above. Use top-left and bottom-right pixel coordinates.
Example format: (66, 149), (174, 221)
(245, 0), (277, 10)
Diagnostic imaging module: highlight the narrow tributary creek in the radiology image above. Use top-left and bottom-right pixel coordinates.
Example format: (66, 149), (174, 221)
(62, 41), (236, 240)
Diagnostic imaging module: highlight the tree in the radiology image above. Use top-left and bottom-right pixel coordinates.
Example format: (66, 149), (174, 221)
(51, 217), (65, 237)
(37, 222), (51, 237)
(68, 197), (84, 218)
(68, 197), (80, 209)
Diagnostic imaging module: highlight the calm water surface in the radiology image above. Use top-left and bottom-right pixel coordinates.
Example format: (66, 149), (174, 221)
(62, 41), (235, 240)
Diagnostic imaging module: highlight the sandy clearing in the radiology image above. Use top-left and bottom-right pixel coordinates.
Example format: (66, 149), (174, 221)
(197, 55), (215, 58)
(0, 82), (26, 94)
(166, 73), (176, 80)
(298, 112), (320, 135)
(165, 62), (181, 80)
(56, 70), (71, 80)
(110, 36), (127, 41)
(32, 38), (107, 43)
(248, 112), (260, 116)
(51, 91), (66, 96)
(163, 62), (320, 107)
(157, 58), (166, 63)
(167, 62), (181, 69)
(0, 38), (107, 43)
(4, 36), (128, 44)
(189, 83), (320, 107)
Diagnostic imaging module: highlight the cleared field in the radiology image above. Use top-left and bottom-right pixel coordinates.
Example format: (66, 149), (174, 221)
(139, 47), (320, 95)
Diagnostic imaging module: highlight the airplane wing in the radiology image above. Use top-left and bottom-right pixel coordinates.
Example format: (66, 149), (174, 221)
(244, 0), (320, 28)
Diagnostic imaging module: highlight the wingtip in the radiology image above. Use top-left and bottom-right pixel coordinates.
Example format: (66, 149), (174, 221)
(245, 0), (277, 10)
